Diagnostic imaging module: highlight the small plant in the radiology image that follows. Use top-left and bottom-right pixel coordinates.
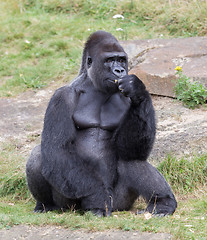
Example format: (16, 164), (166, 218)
(174, 66), (207, 109)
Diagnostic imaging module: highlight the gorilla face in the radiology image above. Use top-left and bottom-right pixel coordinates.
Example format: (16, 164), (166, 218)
(86, 35), (128, 93)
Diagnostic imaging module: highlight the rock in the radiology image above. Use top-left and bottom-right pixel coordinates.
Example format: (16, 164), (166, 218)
(121, 37), (207, 97)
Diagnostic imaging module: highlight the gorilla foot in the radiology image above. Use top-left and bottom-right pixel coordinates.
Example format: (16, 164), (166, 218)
(34, 201), (60, 213)
(136, 210), (146, 215)
(136, 210), (167, 218)
(91, 209), (112, 217)
(91, 209), (104, 217)
(146, 196), (177, 215)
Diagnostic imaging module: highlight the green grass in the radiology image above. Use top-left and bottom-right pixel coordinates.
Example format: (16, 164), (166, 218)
(0, 140), (206, 239)
(1, 140), (206, 200)
(1, 0), (207, 96)
(157, 153), (207, 194)
(0, 141), (29, 200)
(1, 1), (207, 239)
(0, 192), (206, 239)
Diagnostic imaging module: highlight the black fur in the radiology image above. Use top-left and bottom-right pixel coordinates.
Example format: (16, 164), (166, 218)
(26, 31), (177, 216)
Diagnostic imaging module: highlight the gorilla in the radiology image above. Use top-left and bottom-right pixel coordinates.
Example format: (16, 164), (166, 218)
(26, 31), (177, 217)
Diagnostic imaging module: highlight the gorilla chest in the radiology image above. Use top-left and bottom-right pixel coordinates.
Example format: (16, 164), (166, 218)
(73, 91), (130, 131)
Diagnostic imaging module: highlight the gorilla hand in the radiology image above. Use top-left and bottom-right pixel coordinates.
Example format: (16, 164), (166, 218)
(116, 74), (146, 104)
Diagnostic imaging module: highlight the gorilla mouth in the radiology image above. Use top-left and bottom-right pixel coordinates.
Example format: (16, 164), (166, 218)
(107, 79), (117, 85)
(104, 79), (119, 92)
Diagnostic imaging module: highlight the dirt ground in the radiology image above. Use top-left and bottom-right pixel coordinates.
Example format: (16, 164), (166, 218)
(0, 83), (206, 239)
(0, 225), (172, 240)
(0, 83), (206, 160)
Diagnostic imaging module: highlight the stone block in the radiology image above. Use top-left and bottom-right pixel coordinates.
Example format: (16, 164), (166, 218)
(122, 37), (207, 97)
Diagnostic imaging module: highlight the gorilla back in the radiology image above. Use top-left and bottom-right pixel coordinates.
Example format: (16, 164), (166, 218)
(26, 31), (177, 216)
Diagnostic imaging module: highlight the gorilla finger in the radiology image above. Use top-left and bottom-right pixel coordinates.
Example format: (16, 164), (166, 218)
(119, 82), (130, 91)
(119, 87), (130, 96)
(118, 84), (126, 93)
(119, 87), (124, 93)
(116, 78), (125, 85)
(115, 80), (124, 90)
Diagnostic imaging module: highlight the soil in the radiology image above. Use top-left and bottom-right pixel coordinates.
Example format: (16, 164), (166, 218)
(150, 96), (207, 162)
(0, 84), (206, 160)
(0, 83), (206, 239)
(0, 225), (172, 240)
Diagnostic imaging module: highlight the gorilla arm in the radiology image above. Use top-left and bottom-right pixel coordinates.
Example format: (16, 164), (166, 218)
(114, 74), (156, 161)
(41, 84), (101, 199)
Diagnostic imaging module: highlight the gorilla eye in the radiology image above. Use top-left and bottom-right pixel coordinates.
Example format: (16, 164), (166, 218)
(105, 58), (113, 63)
(87, 57), (92, 67)
(119, 58), (126, 63)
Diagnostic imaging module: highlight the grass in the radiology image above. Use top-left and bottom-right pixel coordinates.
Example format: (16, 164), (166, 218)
(0, 0), (207, 96)
(157, 153), (207, 194)
(0, 140), (206, 239)
(0, 141), (29, 200)
(0, 195), (206, 239)
(0, 0), (207, 239)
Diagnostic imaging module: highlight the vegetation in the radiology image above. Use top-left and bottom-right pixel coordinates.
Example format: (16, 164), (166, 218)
(0, 1), (207, 239)
(174, 66), (207, 109)
(0, 140), (206, 239)
(1, 0), (207, 96)
(157, 153), (207, 194)
(0, 196), (207, 239)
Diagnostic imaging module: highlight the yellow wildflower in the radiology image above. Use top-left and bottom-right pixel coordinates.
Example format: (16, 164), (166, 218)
(175, 66), (182, 71)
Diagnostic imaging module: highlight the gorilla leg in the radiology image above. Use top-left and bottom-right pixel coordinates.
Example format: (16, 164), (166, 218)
(26, 145), (58, 212)
(116, 160), (177, 215)
(81, 191), (113, 217)
(113, 177), (137, 211)
(26, 146), (112, 215)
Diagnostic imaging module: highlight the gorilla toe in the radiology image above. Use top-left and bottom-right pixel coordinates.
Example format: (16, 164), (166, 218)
(146, 196), (177, 215)
(34, 202), (59, 213)
(91, 208), (112, 217)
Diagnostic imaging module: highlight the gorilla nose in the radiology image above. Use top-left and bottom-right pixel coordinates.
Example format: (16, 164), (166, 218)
(113, 67), (126, 78)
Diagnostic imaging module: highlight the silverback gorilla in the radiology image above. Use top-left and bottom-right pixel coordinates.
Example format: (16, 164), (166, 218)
(26, 31), (177, 216)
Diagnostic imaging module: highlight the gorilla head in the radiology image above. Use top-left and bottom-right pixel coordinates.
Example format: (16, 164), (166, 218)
(80, 31), (128, 93)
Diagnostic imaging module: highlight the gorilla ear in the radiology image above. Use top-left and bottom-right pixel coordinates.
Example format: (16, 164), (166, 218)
(87, 56), (92, 68)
